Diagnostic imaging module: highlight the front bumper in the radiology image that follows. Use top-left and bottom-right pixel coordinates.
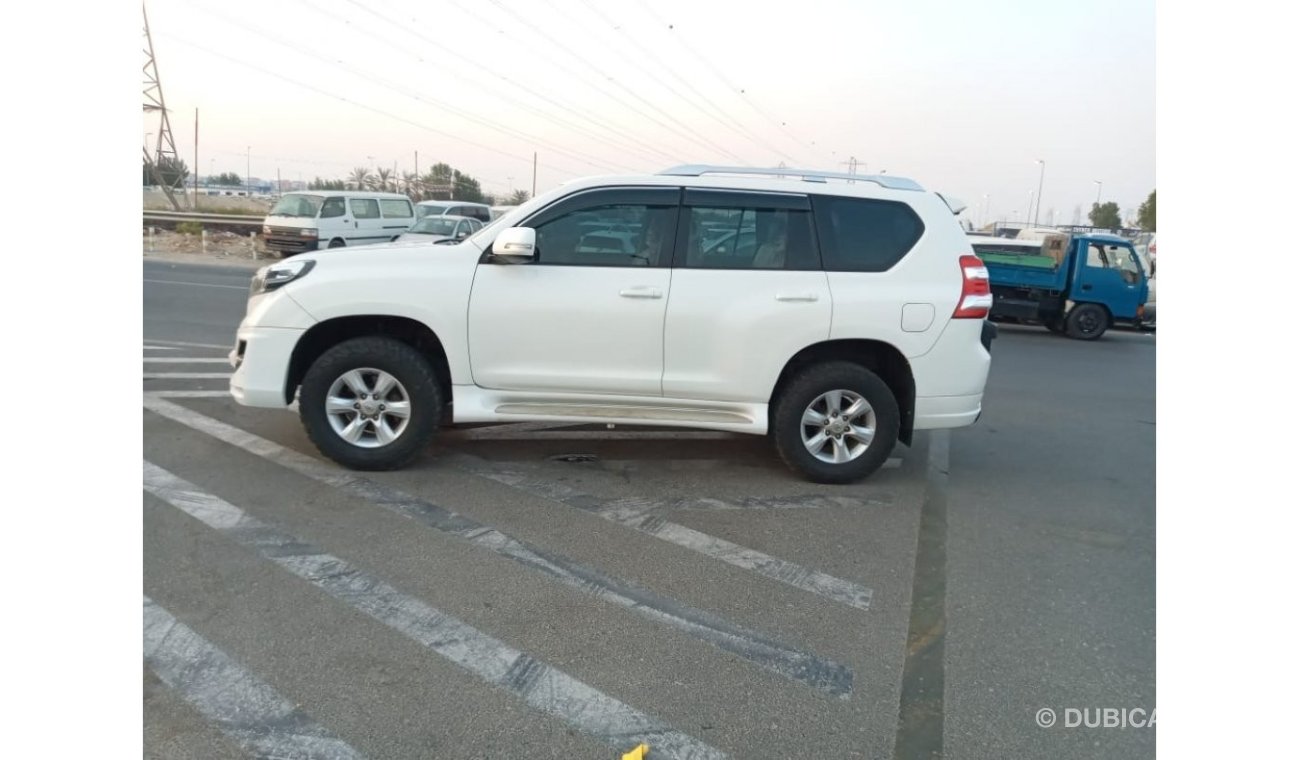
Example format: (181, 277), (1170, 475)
(229, 326), (306, 407)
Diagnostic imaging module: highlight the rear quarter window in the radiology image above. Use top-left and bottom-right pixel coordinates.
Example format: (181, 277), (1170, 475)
(811, 196), (924, 272)
(379, 199), (413, 218)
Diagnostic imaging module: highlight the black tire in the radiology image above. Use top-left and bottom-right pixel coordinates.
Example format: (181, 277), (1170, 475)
(327, 238), (346, 248)
(772, 361), (900, 484)
(1065, 303), (1109, 340)
(298, 337), (441, 470)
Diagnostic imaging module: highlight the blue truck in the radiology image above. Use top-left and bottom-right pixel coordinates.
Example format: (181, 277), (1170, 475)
(968, 233), (1150, 340)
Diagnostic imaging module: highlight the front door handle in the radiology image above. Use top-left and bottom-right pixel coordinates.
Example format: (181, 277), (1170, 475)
(1081, 284), (1093, 291)
(619, 287), (663, 299)
(776, 293), (820, 302)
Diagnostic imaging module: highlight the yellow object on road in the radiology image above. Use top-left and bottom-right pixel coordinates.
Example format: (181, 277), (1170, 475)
(621, 743), (649, 760)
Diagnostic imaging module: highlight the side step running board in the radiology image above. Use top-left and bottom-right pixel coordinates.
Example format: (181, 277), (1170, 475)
(494, 403), (753, 425)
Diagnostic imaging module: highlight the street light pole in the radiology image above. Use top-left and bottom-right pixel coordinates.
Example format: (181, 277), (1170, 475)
(1094, 180), (1102, 206)
(246, 146), (251, 197)
(1033, 159), (1045, 226)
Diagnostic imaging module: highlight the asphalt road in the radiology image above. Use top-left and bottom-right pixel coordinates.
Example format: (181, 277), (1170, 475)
(142, 260), (1156, 759)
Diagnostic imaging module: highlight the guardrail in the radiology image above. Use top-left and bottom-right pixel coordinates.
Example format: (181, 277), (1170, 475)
(143, 210), (265, 225)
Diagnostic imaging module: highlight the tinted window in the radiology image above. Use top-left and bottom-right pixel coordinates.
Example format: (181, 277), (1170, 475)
(534, 204), (677, 266)
(415, 204), (448, 219)
(453, 205), (490, 222)
(680, 207), (816, 270)
(320, 197), (346, 218)
(812, 196), (924, 272)
(379, 199), (412, 218)
(350, 198), (380, 219)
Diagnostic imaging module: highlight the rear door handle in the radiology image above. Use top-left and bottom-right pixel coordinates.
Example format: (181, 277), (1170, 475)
(619, 287), (663, 299)
(776, 293), (819, 302)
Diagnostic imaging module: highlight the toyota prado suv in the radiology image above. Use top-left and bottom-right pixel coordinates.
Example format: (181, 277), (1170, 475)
(229, 165), (995, 483)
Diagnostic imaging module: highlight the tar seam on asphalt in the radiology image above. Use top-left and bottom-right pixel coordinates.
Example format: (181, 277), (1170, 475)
(143, 595), (366, 760)
(893, 430), (950, 760)
(446, 452), (876, 612)
(143, 462), (727, 760)
(143, 398), (854, 698)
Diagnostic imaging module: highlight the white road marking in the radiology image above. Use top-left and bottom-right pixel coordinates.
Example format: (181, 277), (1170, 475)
(142, 399), (852, 697)
(143, 345), (181, 351)
(143, 463), (726, 759)
(144, 278), (249, 291)
(143, 595), (365, 760)
(143, 339), (234, 350)
(449, 454), (874, 612)
(144, 390), (230, 398)
(143, 373), (232, 380)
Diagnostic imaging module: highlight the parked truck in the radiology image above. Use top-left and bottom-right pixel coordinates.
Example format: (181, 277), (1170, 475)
(967, 233), (1149, 340)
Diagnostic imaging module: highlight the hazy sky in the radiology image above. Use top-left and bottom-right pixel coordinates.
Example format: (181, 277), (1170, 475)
(145, 0), (1154, 224)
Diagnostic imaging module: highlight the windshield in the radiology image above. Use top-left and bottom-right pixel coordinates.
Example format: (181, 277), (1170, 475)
(269, 194), (324, 218)
(410, 217), (458, 235)
(415, 204), (449, 219)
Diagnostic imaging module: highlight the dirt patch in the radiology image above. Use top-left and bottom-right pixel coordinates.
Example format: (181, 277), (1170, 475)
(142, 228), (271, 269)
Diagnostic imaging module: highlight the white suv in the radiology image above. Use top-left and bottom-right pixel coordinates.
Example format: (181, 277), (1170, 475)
(229, 165), (995, 483)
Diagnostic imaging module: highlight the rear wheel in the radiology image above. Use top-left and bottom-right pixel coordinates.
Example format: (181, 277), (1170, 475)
(772, 362), (900, 484)
(327, 238), (346, 248)
(299, 337), (441, 470)
(1065, 303), (1109, 340)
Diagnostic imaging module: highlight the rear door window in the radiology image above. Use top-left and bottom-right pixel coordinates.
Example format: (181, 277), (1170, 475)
(811, 196), (924, 272)
(349, 199), (380, 219)
(676, 189), (818, 270)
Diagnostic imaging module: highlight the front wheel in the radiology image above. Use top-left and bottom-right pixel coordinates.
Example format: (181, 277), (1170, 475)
(772, 362), (900, 484)
(299, 337), (441, 470)
(1065, 303), (1109, 340)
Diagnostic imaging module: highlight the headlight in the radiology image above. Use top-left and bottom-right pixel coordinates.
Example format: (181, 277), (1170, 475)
(300, 228), (319, 238)
(250, 259), (316, 295)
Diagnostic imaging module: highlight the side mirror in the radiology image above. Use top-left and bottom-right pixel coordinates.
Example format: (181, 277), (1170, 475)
(485, 226), (536, 264)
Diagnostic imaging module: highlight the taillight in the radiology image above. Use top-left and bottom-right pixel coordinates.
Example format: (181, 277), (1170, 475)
(953, 254), (992, 319)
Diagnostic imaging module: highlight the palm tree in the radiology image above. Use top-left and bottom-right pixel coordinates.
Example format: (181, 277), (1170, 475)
(508, 189), (531, 205)
(375, 167), (393, 193)
(401, 172), (419, 198)
(348, 166), (372, 191)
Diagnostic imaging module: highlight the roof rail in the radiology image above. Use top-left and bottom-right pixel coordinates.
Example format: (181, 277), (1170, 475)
(658, 164), (925, 192)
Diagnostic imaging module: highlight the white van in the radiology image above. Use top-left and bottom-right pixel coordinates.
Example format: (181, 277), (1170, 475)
(261, 192), (416, 255)
(414, 200), (492, 224)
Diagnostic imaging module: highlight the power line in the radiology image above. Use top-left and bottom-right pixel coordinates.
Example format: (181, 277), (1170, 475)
(476, 0), (749, 163)
(568, 0), (800, 165)
(630, 0), (830, 167)
(159, 33), (581, 185)
(298, 0), (681, 167)
(189, 2), (640, 175)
